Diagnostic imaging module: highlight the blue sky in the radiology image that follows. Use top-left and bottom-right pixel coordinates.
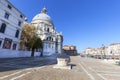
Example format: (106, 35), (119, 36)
(9, 0), (120, 52)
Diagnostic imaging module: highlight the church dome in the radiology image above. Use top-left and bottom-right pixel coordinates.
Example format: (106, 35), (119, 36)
(32, 7), (52, 22)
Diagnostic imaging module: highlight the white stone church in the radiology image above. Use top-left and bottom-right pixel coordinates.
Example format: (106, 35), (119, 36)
(31, 7), (63, 56)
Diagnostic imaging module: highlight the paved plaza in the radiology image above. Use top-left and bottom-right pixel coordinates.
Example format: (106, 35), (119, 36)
(0, 56), (120, 80)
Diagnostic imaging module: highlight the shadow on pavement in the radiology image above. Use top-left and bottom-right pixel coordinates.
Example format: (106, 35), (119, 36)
(0, 56), (57, 72)
(69, 64), (76, 69)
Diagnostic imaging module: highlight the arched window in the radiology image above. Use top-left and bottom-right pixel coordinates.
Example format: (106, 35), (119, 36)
(0, 23), (6, 33)
(49, 37), (51, 41)
(15, 30), (19, 38)
(47, 28), (49, 32)
(46, 37), (54, 41)
(51, 38), (53, 41)
(46, 37), (49, 41)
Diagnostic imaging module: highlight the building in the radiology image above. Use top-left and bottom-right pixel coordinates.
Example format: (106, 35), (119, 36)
(31, 7), (63, 56)
(82, 43), (120, 59)
(63, 45), (77, 56)
(106, 43), (120, 59)
(0, 0), (25, 50)
(82, 47), (102, 58)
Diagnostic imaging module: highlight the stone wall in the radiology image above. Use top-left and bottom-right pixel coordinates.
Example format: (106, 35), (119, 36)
(0, 49), (41, 58)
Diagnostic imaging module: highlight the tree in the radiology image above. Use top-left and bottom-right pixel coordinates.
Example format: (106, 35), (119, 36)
(20, 24), (43, 57)
(31, 37), (43, 57)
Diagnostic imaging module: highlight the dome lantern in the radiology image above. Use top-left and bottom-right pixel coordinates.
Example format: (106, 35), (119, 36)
(32, 7), (53, 23)
(41, 7), (47, 14)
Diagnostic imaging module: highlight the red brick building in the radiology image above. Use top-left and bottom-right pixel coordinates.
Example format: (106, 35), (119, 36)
(63, 45), (77, 56)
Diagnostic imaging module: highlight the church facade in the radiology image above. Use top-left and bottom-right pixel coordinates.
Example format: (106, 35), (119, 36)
(31, 8), (63, 56)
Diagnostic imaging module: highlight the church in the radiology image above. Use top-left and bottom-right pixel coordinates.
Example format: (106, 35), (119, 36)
(31, 7), (63, 56)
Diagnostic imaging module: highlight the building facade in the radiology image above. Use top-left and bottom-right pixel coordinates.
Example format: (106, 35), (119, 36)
(82, 43), (120, 59)
(106, 43), (120, 59)
(31, 8), (63, 56)
(63, 45), (77, 56)
(83, 48), (103, 58)
(0, 0), (25, 50)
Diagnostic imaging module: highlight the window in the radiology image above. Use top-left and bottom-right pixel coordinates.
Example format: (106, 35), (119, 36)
(20, 15), (23, 18)
(46, 37), (48, 41)
(4, 13), (9, 19)
(47, 28), (49, 32)
(3, 38), (12, 49)
(18, 21), (21, 26)
(8, 5), (12, 9)
(15, 30), (19, 38)
(12, 43), (17, 50)
(51, 38), (53, 41)
(0, 23), (6, 33)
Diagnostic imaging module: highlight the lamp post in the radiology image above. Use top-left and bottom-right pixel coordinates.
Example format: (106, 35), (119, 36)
(102, 44), (106, 60)
(118, 49), (120, 65)
(101, 50), (102, 59)
(110, 50), (112, 59)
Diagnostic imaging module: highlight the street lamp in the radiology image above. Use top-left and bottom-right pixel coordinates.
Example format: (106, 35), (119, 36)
(102, 44), (106, 60)
(110, 50), (112, 59)
(101, 49), (102, 59)
(118, 49), (120, 65)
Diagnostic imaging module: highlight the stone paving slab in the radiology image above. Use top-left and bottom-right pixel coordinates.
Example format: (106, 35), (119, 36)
(0, 56), (57, 72)
(16, 65), (90, 80)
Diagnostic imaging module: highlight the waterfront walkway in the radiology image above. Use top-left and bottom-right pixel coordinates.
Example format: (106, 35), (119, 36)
(0, 56), (120, 80)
